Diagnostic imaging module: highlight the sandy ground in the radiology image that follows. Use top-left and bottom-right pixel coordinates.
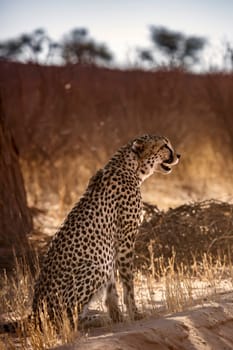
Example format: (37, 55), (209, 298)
(47, 279), (233, 350)
(1, 271), (232, 350)
(52, 296), (233, 350)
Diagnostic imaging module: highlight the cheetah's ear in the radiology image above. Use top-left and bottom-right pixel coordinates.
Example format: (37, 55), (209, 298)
(132, 139), (145, 157)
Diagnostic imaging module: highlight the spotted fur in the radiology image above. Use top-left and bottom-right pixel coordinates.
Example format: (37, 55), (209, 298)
(32, 134), (180, 326)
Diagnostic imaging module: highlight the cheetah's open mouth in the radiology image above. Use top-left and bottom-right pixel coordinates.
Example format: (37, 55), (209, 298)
(161, 163), (171, 172)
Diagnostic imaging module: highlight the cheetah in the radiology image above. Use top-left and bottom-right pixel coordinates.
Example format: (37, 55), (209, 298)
(32, 134), (180, 328)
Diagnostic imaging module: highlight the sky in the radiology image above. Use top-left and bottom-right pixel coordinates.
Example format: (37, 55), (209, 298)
(1, 0), (233, 68)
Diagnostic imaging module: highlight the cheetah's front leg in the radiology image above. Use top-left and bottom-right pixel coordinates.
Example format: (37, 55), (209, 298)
(105, 277), (123, 323)
(117, 242), (141, 320)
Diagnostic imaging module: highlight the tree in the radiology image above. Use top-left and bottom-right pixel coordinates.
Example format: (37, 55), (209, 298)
(182, 36), (207, 66)
(150, 26), (183, 63)
(223, 41), (233, 71)
(0, 97), (33, 271)
(137, 49), (155, 64)
(0, 28), (59, 63)
(61, 28), (113, 65)
(138, 26), (207, 69)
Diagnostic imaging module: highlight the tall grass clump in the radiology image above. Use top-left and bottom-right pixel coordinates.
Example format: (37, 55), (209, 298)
(0, 253), (80, 350)
(158, 251), (233, 314)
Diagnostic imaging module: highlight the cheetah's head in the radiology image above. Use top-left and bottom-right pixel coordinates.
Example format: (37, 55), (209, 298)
(131, 134), (180, 181)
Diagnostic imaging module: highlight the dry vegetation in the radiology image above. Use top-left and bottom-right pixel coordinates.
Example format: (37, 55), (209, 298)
(0, 254), (80, 349)
(1, 243), (233, 349)
(0, 62), (232, 212)
(1, 202), (233, 349)
(137, 200), (233, 270)
(0, 62), (233, 349)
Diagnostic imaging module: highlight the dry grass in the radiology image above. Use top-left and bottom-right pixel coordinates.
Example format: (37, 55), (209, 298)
(1, 62), (232, 214)
(0, 254), (80, 349)
(159, 252), (233, 313)
(1, 248), (233, 349)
